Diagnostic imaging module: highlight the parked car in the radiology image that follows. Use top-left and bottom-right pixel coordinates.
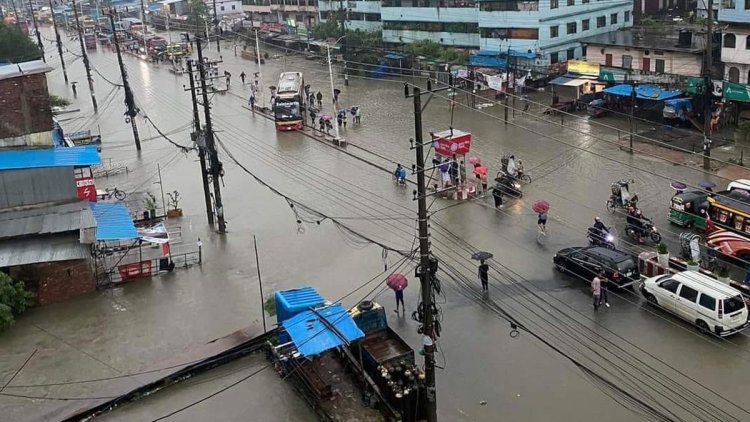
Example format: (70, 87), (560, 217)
(553, 246), (639, 288)
(641, 271), (748, 336)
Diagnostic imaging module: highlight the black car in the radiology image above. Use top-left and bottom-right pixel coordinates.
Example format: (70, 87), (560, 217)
(553, 246), (640, 288)
(493, 173), (523, 198)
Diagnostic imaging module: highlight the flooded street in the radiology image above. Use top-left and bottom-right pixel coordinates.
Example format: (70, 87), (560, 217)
(2, 27), (750, 421)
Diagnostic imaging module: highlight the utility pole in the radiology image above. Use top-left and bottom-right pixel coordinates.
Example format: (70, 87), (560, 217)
(186, 58), (215, 225)
(140, 0), (147, 52)
(27, 0), (44, 62)
(72, 0), (98, 113)
(255, 30), (264, 109)
(504, 47), (510, 124)
(49, 0), (67, 83)
(629, 80), (636, 153)
(212, 0), (220, 51)
(703, 0), (714, 170)
(108, 8), (141, 151)
(327, 43), (342, 143)
(10, 0), (20, 30)
(196, 36), (227, 234)
(406, 84), (439, 422)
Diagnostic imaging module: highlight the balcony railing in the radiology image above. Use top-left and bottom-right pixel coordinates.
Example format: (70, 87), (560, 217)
(479, 1), (538, 12)
(382, 0), (476, 7)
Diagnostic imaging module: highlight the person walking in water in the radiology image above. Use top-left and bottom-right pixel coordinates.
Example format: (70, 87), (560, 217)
(599, 272), (610, 308)
(395, 286), (405, 313)
(316, 91), (323, 107)
(592, 272), (602, 311)
(240, 71), (246, 84)
(478, 260), (489, 292)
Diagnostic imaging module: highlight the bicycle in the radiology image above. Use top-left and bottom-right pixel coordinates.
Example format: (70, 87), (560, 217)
(103, 187), (127, 200)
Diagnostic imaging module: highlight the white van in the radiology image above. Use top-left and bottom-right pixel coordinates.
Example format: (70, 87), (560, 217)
(727, 179), (750, 193)
(641, 271), (749, 336)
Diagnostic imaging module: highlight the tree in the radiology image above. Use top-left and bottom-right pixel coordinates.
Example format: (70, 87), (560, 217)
(312, 18), (341, 41)
(0, 23), (42, 63)
(0, 272), (33, 332)
(187, 0), (209, 32)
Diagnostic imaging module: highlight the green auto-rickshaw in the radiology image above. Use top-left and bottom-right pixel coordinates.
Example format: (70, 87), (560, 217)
(668, 191), (708, 229)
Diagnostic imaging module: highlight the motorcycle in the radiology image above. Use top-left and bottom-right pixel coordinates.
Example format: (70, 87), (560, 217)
(625, 219), (662, 244)
(588, 227), (616, 250)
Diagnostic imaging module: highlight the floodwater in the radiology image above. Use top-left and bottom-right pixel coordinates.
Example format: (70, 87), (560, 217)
(1, 27), (750, 421)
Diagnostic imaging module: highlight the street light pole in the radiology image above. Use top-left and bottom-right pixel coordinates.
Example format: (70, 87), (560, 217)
(326, 44), (341, 142)
(703, 0), (714, 170)
(49, 0), (68, 84)
(27, 0), (44, 62)
(255, 30), (264, 109)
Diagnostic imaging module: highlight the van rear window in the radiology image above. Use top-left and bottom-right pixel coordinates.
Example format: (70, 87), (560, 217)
(616, 258), (635, 271)
(723, 295), (745, 314)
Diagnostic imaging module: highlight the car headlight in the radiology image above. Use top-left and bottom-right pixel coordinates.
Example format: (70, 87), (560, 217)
(513, 182), (521, 189)
(606, 234), (614, 242)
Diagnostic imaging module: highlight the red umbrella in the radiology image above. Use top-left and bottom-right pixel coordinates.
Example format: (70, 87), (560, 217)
(386, 273), (408, 290)
(532, 200), (550, 214)
(468, 156), (482, 165)
(473, 165), (488, 176)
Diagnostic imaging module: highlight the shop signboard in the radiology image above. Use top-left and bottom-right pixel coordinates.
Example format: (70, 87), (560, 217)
(431, 129), (471, 156)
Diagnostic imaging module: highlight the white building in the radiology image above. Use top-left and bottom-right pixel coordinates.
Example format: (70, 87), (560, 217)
(718, 0), (750, 84)
(207, 0), (243, 16)
(319, 0), (382, 32)
(380, 0), (633, 64)
(242, 0), (319, 31)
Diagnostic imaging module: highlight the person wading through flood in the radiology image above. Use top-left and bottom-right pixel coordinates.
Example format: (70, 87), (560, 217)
(395, 286), (405, 314)
(478, 259), (489, 292)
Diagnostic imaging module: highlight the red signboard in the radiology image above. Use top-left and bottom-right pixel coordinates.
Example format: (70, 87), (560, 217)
(431, 129), (472, 156)
(74, 167), (97, 202)
(118, 261), (153, 281)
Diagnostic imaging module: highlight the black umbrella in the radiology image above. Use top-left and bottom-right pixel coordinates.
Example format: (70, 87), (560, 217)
(471, 251), (493, 261)
(699, 180), (716, 189)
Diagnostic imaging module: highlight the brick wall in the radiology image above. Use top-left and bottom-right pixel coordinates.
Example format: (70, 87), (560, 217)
(0, 73), (53, 141)
(11, 259), (96, 306)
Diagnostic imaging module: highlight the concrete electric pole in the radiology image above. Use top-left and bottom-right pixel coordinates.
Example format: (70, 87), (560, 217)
(185, 57), (215, 226)
(72, 0), (98, 113)
(703, 0), (714, 170)
(49, 0), (68, 84)
(108, 8), (141, 151)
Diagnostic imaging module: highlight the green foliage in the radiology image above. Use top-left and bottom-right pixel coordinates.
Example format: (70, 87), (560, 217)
(0, 273), (34, 332)
(312, 18), (341, 41)
(638, 16), (658, 27)
(264, 295), (276, 316)
(403, 39), (468, 64)
(188, 0), (209, 30)
(344, 29), (382, 65)
(0, 23), (42, 63)
(657, 243), (668, 254)
(49, 95), (71, 108)
(718, 266), (730, 278)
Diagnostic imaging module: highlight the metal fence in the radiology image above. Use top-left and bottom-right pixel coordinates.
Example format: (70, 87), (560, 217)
(96, 248), (201, 288)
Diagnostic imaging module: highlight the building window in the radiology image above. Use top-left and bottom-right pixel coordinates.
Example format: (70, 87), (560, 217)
(582, 0), (589, 3)
(724, 33), (736, 48)
(479, 1), (539, 11)
(747, 36), (750, 49)
(480, 28), (540, 39)
(624, 10), (630, 21)
(550, 0), (558, 9)
(232, 4), (236, 9)
(581, 45), (586, 56)
(655, 59), (665, 73)
(567, 22), (577, 34)
(567, 48), (575, 59)
(729, 67), (740, 82)
(567, 0), (574, 5)
(550, 25), (559, 38)
(382, 21), (478, 33)
(596, 16), (606, 28)
(582, 19), (589, 31)
(622, 54), (632, 69)
(721, 0), (735, 8)
(220, 5), (225, 10)
(550, 52), (559, 63)
(610, 12), (618, 24)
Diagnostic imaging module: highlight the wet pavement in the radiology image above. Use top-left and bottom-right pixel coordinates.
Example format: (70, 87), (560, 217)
(3, 27), (750, 421)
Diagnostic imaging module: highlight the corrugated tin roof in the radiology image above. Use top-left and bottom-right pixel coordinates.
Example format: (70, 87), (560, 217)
(0, 60), (54, 81)
(0, 201), (95, 240)
(90, 203), (138, 240)
(281, 304), (365, 357)
(0, 146), (101, 171)
(0, 234), (89, 267)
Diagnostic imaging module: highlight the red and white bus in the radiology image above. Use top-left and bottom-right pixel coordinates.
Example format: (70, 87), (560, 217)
(273, 72), (304, 131)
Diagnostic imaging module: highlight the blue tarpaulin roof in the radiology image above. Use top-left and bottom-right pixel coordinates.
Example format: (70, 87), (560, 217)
(0, 146), (100, 171)
(275, 287), (326, 323)
(476, 49), (537, 59)
(603, 84), (683, 101)
(281, 304), (365, 357)
(90, 203), (138, 241)
(384, 52), (408, 60)
(469, 53), (506, 68)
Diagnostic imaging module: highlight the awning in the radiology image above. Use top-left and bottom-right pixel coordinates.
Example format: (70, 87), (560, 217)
(724, 81), (750, 102)
(603, 84), (683, 101)
(281, 304), (364, 357)
(90, 203), (138, 241)
(0, 145), (100, 171)
(549, 74), (596, 87)
(469, 53), (506, 69)
(0, 234), (90, 267)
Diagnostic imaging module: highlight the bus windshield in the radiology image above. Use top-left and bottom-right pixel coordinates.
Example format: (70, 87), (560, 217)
(275, 101), (300, 120)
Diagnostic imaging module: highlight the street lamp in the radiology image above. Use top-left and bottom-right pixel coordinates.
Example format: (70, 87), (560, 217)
(327, 35), (345, 143)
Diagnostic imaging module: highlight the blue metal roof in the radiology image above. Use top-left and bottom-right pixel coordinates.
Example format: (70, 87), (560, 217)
(281, 304), (365, 357)
(469, 53), (506, 68)
(275, 287), (325, 323)
(0, 146), (100, 171)
(90, 203), (138, 241)
(384, 52), (408, 60)
(476, 49), (537, 59)
(603, 84), (683, 101)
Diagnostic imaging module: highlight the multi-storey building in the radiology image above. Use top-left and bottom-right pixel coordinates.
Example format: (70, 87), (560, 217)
(379, 0), (632, 64)
(718, 0), (750, 84)
(242, 0), (319, 31)
(319, 0), (383, 32)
